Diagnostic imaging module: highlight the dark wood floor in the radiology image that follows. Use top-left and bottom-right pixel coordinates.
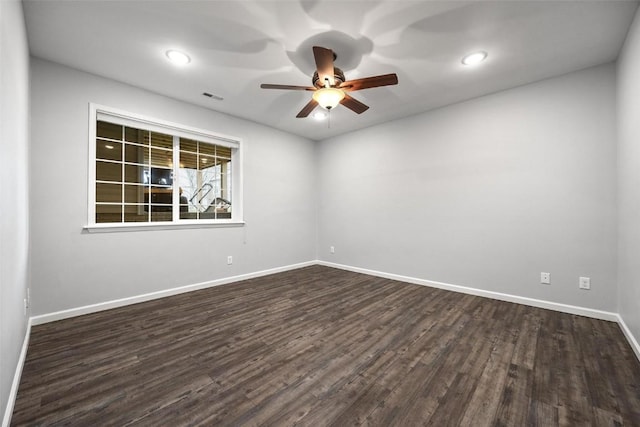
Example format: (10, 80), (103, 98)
(11, 265), (640, 426)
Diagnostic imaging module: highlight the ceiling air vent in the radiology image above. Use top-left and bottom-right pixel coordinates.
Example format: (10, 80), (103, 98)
(202, 92), (223, 101)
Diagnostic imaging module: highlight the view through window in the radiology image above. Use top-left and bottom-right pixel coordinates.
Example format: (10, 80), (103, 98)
(91, 106), (240, 226)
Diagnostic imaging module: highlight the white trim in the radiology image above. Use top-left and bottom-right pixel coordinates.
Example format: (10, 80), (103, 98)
(30, 261), (315, 325)
(2, 319), (31, 427)
(87, 104), (97, 225)
(232, 139), (244, 220)
(316, 260), (619, 322)
(83, 220), (245, 233)
(616, 314), (640, 362)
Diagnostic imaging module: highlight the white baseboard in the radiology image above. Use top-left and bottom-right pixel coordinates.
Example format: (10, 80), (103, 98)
(616, 314), (640, 362)
(26, 258), (639, 361)
(31, 261), (315, 326)
(2, 318), (31, 427)
(317, 260), (619, 322)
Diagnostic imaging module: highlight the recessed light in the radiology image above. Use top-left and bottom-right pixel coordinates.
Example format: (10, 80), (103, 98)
(313, 111), (327, 120)
(166, 50), (191, 65)
(462, 51), (487, 66)
(104, 144), (114, 150)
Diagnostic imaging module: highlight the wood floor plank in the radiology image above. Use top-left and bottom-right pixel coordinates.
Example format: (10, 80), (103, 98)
(11, 265), (640, 426)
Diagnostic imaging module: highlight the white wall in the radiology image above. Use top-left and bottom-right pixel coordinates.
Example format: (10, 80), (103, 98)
(29, 58), (316, 316)
(317, 64), (618, 312)
(617, 8), (640, 344)
(0, 0), (30, 421)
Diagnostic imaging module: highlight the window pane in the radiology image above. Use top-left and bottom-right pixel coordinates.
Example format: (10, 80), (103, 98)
(96, 204), (122, 223)
(125, 127), (149, 145)
(124, 204), (148, 222)
(124, 164), (147, 184)
(217, 145), (232, 159)
(150, 167), (172, 186)
(125, 143), (146, 164)
(214, 196), (231, 218)
(96, 183), (122, 203)
(179, 151), (197, 170)
(222, 160), (232, 205)
(150, 148), (172, 168)
(150, 131), (172, 149)
(96, 140), (122, 161)
(180, 211), (197, 220)
(97, 121), (122, 140)
(199, 141), (216, 156)
(199, 154), (215, 170)
(189, 179), (215, 212)
(180, 138), (198, 153)
(151, 205), (172, 222)
(147, 187), (172, 205)
(179, 187), (189, 213)
(96, 161), (122, 182)
(124, 185), (145, 204)
(178, 170), (196, 216)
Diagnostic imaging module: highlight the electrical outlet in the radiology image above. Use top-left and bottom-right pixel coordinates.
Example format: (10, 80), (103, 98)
(540, 272), (550, 284)
(330, 246), (335, 254)
(227, 256), (233, 265)
(26, 288), (30, 307)
(579, 277), (591, 290)
(23, 299), (27, 316)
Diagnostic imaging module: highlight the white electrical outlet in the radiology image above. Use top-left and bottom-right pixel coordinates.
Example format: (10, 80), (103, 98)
(227, 256), (233, 265)
(540, 272), (551, 284)
(26, 288), (30, 307)
(23, 299), (27, 316)
(330, 246), (335, 254)
(579, 277), (591, 290)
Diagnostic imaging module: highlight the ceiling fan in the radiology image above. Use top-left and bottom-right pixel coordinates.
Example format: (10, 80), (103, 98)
(260, 46), (398, 118)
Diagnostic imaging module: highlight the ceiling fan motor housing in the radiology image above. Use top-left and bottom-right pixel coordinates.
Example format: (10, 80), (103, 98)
(313, 68), (345, 88)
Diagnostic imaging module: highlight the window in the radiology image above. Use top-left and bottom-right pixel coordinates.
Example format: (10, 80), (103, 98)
(87, 104), (242, 230)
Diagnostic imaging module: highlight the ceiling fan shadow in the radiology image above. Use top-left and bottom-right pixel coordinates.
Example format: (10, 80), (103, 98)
(298, 0), (385, 36)
(286, 31), (374, 76)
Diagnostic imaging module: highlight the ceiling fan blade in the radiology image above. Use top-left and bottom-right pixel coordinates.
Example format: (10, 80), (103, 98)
(260, 84), (316, 91)
(313, 46), (335, 87)
(296, 99), (319, 118)
(340, 73), (398, 92)
(340, 93), (369, 114)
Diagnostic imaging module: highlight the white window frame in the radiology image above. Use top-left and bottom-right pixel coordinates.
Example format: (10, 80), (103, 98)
(85, 103), (244, 232)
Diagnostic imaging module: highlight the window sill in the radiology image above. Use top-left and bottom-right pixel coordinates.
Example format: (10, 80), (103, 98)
(84, 220), (245, 233)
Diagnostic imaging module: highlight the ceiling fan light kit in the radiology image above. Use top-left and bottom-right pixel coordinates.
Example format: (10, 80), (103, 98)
(260, 46), (398, 118)
(312, 87), (345, 110)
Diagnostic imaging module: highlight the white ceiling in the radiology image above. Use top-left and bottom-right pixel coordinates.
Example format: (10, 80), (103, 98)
(23, 0), (638, 141)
